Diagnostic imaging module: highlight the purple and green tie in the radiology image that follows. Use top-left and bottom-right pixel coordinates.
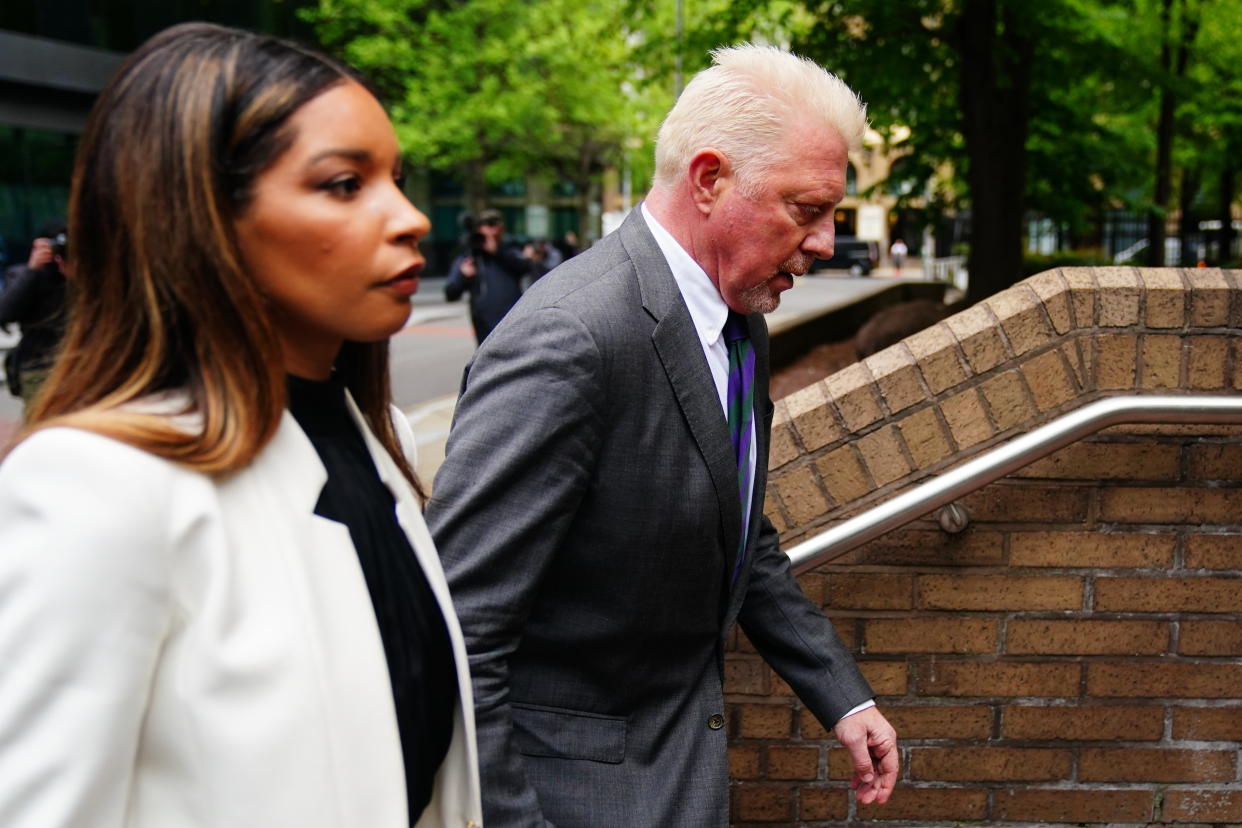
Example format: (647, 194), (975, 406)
(723, 311), (755, 585)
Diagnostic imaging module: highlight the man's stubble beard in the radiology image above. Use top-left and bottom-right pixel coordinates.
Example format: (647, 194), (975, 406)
(740, 281), (781, 314)
(739, 252), (815, 314)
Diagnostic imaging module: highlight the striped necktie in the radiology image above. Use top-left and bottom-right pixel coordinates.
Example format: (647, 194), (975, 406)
(723, 311), (755, 585)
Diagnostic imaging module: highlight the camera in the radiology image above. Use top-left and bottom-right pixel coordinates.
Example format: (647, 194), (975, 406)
(458, 209), (504, 258)
(458, 213), (487, 257)
(51, 232), (68, 259)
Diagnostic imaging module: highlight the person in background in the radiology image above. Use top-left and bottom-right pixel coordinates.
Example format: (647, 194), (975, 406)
(554, 229), (580, 261)
(444, 208), (545, 344)
(0, 23), (480, 828)
(530, 237), (563, 272)
(428, 44), (897, 827)
(0, 221), (70, 406)
(0, 237), (9, 290)
(889, 236), (908, 275)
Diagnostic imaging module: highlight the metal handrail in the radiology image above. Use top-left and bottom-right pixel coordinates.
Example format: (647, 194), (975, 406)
(787, 394), (1242, 574)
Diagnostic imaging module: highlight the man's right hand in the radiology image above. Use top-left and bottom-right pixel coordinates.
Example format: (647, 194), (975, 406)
(27, 238), (54, 271)
(833, 705), (898, 805)
(459, 256), (478, 278)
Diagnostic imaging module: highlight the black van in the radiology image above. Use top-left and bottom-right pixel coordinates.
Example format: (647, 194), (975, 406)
(812, 237), (879, 275)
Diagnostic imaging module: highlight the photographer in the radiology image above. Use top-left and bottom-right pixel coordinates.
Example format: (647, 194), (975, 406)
(0, 220), (70, 406)
(444, 208), (545, 344)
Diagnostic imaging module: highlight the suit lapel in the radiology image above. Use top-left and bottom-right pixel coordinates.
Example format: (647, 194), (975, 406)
(619, 209), (744, 565)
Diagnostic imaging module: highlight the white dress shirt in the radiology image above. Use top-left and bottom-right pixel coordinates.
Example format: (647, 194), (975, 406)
(642, 203), (757, 528)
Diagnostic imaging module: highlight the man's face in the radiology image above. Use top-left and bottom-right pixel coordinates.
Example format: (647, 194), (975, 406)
(479, 217), (504, 244)
(702, 122), (848, 314)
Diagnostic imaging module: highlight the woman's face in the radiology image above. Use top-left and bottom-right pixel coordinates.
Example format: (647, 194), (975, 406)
(234, 80), (429, 379)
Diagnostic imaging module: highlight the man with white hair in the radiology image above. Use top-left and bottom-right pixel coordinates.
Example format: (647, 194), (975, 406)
(428, 44), (898, 826)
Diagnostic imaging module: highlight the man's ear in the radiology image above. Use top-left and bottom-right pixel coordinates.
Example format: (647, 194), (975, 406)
(687, 148), (730, 215)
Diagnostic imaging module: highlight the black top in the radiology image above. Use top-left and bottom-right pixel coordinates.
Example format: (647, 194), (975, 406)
(286, 375), (456, 825)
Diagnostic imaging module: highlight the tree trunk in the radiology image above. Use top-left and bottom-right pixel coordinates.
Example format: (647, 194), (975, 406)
(1220, 165), (1237, 264)
(576, 184), (594, 248)
(1178, 166), (1200, 266)
(957, 0), (1034, 304)
(1146, 0), (1175, 266)
(1147, 0), (1198, 267)
(575, 147), (598, 246)
(465, 159), (487, 216)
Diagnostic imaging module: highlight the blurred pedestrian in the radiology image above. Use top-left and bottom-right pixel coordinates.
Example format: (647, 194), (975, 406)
(0, 23), (481, 828)
(428, 44), (896, 827)
(529, 237), (562, 271)
(555, 229), (580, 261)
(0, 220), (70, 406)
(444, 208), (545, 344)
(889, 236), (908, 275)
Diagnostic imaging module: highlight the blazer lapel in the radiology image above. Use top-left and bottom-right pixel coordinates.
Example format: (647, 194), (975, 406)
(230, 411), (408, 824)
(619, 209), (744, 563)
(343, 397), (484, 820)
(344, 397), (463, 636)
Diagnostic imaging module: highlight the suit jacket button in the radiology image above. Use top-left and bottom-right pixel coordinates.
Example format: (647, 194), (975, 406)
(707, 713), (725, 730)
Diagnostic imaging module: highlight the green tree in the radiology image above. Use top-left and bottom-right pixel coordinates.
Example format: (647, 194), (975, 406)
(514, 0), (652, 242)
(1145, 0), (1199, 265)
(781, 0), (1134, 302)
(1194, 4), (1242, 262)
(1081, 0), (1242, 265)
(304, 0), (640, 239)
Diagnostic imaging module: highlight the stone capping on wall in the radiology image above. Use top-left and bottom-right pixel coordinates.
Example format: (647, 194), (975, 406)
(765, 267), (1242, 548)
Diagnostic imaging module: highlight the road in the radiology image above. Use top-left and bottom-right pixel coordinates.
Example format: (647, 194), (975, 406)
(391, 286), (475, 409)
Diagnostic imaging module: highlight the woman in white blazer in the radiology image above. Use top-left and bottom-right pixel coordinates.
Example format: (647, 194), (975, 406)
(0, 23), (481, 828)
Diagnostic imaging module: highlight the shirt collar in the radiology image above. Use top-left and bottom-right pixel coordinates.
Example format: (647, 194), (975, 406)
(641, 202), (730, 346)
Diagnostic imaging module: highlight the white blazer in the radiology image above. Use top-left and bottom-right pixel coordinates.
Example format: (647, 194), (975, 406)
(0, 399), (482, 828)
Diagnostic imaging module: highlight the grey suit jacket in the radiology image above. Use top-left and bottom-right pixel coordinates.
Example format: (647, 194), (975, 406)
(427, 208), (873, 827)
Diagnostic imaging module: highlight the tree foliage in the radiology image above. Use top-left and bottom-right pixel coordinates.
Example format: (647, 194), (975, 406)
(303, 0), (1242, 277)
(776, 0), (1125, 301)
(715, 0), (1242, 293)
(303, 0), (648, 223)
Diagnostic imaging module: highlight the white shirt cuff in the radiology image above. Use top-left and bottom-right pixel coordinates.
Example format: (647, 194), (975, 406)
(840, 699), (876, 720)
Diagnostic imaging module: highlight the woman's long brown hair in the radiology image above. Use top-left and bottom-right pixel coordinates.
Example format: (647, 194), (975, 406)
(17, 22), (421, 494)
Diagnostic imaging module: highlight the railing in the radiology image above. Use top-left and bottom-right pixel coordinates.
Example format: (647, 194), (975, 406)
(786, 394), (1242, 574)
(922, 255), (967, 292)
(1113, 239), (1149, 264)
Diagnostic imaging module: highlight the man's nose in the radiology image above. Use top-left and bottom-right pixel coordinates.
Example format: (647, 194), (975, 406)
(802, 221), (835, 259)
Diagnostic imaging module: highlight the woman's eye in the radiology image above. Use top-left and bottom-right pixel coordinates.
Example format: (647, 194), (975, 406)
(321, 175), (362, 198)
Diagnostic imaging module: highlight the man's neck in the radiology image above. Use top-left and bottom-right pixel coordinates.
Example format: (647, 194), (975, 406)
(644, 185), (711, 274)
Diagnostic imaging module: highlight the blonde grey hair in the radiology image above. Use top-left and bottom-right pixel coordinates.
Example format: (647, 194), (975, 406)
(653, 43), (867, 195)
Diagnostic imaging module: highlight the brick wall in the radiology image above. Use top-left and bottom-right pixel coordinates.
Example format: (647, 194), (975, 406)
(733, 267), (1242, 826)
